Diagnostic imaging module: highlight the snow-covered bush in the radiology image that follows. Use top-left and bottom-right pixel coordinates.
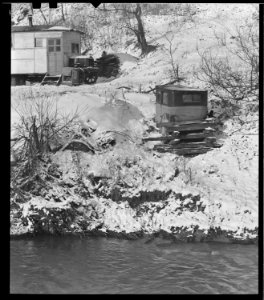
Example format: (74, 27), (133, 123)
(87, 144), (180, 198)
(11, 88), (79, 176)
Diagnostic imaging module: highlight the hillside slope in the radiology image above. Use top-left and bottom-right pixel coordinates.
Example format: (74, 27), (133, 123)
(10, 4), (259, 243)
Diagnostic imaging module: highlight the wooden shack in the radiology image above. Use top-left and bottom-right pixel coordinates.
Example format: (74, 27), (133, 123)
(155, 85), (208, 125)
(143, 84), (221, 155)
(11, 24), (83, 85)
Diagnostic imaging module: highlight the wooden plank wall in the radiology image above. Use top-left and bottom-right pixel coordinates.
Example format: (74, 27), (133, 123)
(62, 31), (81, 67)
(11, 31), (63, 75)
(155, 104), (207, 123)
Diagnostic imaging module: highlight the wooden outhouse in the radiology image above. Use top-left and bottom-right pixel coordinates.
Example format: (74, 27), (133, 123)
(142, 84), (220, 155)
(11, 24), (83, 84)
(155, 85), (208, 125)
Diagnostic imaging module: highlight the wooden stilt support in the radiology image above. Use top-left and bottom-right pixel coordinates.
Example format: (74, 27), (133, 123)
(144, 120), (222, 156)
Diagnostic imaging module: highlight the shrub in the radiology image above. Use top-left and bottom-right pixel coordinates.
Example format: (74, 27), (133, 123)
(11, 88), (80, 177)
(196, 19), (258, 119)
(87, 144), (180, 198)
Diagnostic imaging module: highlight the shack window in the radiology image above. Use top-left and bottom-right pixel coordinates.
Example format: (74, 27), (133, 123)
(35, 38), (43, 47)
(71, 43), (79, 54)
(172, 91), (178, 106)
(48, 39), (61, 52)
(156, 91), (162, 104)
(193, 94), (201, 102)
(163, 92), (169, 105)
(182, 94), (201, 104)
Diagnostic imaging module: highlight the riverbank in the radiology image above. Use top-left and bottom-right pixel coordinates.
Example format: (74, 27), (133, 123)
(10, 128), (258, 244)
(10, 1), (258, 243)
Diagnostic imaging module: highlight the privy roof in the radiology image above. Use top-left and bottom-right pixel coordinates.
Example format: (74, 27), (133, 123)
(156, 84), (207, 92)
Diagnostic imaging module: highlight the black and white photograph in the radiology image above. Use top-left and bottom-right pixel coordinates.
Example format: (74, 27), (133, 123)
(10, 2), (259, 294)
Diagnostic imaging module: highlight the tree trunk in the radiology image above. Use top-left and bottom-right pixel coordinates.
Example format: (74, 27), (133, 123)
(61, 3), (65, 22)
(134, 4), (149, 55)
(39, 8), (48, 24)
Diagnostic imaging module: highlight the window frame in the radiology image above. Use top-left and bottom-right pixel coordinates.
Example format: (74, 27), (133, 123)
(35, 38), (43, 48)
(156, 90), (162, 104)
(163, 92), (170, 106)
(71, 43), (79, 54)
(48, 38), (61, 52)
(182, 93), (202, 105)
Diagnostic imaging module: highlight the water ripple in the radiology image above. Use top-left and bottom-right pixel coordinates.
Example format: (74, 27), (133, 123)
(10, 237), (258, 294)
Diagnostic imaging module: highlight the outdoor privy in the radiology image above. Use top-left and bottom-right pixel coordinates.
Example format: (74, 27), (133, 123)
(155, 85), (208, 125)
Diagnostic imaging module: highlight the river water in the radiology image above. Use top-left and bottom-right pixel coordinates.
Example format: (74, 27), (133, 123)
(10, 236), (258, 294)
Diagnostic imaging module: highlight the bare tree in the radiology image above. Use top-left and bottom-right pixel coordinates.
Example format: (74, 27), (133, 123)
(128, 4), (151, 55)
(162, 15), (188, 82)
(99, 3), (156, 55)
(61, 3), (66, 22)
(196, 20), (258, 118)
(163, 33), (181, 81)
(39, 7), (48, 24)
(213, 23), (258, 92)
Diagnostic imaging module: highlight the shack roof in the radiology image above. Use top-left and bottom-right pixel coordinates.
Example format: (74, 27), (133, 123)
(156, 84), (207, 92)
(11, 25), (84, 34)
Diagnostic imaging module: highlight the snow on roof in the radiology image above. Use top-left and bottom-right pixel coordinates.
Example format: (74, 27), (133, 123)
(47, 26), (81, 32)
(12, 25), (84, 34)
(12, 25), (51, 32)
(156, 84), (207, 92)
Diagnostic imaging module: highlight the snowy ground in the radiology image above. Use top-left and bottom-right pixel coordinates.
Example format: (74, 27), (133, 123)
(10, 83), (258, 242)
(10, 4), (258, 242)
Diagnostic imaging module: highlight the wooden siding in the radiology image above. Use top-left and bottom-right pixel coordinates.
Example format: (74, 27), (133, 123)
(12, 60), (35, 74)
(155, 104), (207, 123)
(35, 31), (63, 38)
(11, 49), (34, 60)
(48, 51), (63, 75)
(12, 31), (62, 49)
(62, 31), (81, 67)
(13, 32), (34, 49)
(34, 48), (47, 73)
(11, 47), (47, 74)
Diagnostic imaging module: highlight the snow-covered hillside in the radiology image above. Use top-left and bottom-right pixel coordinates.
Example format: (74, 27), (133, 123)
(10, 4), (259, 242)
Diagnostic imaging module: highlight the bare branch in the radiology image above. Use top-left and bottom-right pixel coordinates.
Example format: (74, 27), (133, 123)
(39, 8), (48, 24)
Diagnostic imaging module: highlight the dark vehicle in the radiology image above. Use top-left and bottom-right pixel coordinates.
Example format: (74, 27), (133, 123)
(69, 53), (120, 85)
(69, 57), (99, 85)
(96, 53), (120, 78)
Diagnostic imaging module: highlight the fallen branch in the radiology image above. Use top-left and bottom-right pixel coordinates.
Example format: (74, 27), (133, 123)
(117, 86), (132, 90)
(104, 130), (135, 143)
(61, 139), (96, 153)
(15, 174), (38, 190)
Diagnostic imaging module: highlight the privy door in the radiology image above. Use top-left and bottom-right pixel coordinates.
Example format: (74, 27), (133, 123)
(47, 38), (63, 75)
